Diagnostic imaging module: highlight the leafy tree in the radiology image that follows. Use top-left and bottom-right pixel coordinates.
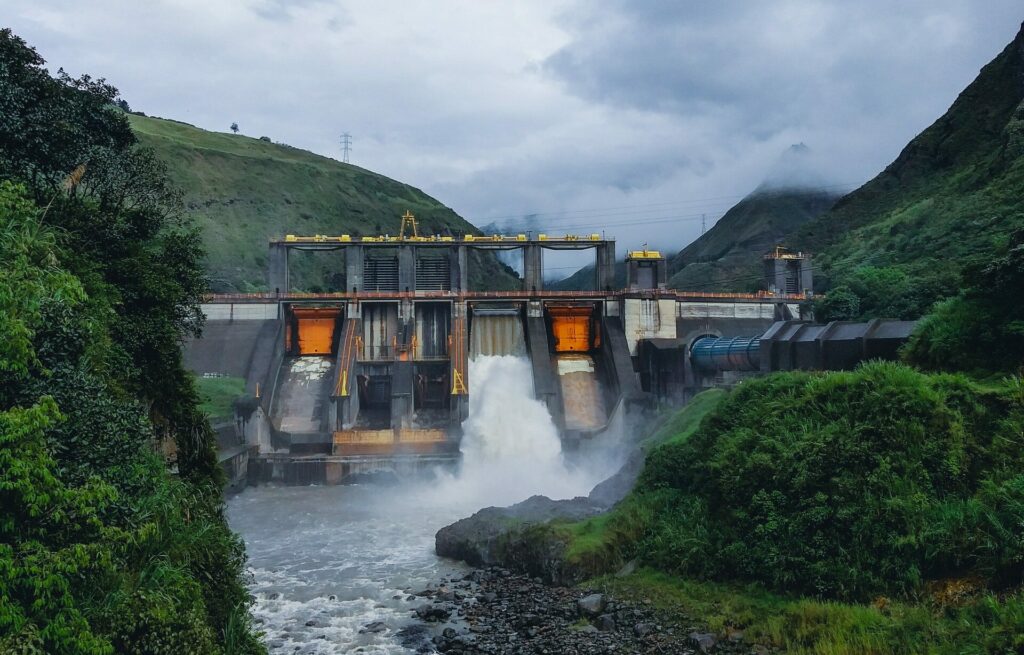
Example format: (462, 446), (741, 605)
(0, 30), (133, 196)
(905, 230), (1024, 372)
(0, 27), (265, 653)
(815, 265), (956, 322)
(230, 122), (239, 134)
(812, 285), (860, 322)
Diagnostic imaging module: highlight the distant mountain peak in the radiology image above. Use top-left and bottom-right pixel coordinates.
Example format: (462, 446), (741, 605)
(755, 143), (833, 193)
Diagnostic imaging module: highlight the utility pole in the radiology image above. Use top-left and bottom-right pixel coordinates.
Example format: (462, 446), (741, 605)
(340, 133), (352, 163)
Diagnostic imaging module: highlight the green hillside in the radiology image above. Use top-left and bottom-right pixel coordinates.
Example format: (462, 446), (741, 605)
(547, 260), (626, 291)
(799, 23), (1024, 297)
(549, 142), (838, 293)
(667, 188), (837, 291)
(129, 114), (518, 292)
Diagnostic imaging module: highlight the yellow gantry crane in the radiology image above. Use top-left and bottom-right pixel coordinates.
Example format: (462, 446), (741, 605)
(399, 210), (418, 239)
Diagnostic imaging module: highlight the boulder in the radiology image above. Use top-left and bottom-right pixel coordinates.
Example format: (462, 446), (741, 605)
(359, 621), (387, 634)
(577, 593), (606, 617)
(689, 631), (717, 652)
(414, 604), (451, 622)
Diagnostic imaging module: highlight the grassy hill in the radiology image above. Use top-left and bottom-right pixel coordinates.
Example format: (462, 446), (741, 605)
(799, 23), (1024, 293)
(129, 114), (518, 292)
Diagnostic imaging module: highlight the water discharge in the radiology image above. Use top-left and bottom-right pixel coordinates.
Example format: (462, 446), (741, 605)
(228, 355), (618, 653)
(425, 355), (605, 507)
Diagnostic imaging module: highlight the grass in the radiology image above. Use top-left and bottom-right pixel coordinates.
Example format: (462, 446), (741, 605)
(591, 569), (1024, 655)
(129, 114), (519, 293)
(194, 375), (245, 419)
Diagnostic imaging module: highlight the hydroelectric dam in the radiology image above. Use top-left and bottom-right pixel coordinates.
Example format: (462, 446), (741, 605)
(186, 231), (911, 486)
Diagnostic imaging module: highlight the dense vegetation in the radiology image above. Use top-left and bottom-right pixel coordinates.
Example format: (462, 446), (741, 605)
(498, 23), (1024, 655)
(548, 364), (1024, 652)
(129, 114), (520, 292)
(904, 229), (1024, 373)
(637, 363), (1024, 599)
(0, 30), (262, 653)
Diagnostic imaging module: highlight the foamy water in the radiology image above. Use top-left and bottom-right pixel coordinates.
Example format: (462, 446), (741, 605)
(228, 355), (619, 653)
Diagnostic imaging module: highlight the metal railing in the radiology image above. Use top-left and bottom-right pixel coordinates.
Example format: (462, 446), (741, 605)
(204, 289), (807, 303)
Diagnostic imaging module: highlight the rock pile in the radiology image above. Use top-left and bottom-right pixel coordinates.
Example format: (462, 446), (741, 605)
(400, 567), (754, 654)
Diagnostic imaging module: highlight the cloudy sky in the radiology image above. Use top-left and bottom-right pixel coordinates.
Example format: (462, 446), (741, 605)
(7, 1), (1023, 261)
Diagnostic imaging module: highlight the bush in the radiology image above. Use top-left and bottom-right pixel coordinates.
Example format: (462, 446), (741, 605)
(635, 362), (1024, 600)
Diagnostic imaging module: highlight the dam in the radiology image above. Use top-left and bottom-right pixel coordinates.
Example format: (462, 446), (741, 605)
(187, 231), (822, 485)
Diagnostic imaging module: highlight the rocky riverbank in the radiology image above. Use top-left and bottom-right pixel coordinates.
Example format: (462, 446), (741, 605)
(393, 567), (756, 655)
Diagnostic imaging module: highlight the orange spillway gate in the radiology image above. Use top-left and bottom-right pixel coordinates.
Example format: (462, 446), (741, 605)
(548, 305), (599, 352)
(291, 307), (342, 355)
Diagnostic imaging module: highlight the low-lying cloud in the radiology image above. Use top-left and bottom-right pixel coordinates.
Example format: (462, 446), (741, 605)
(6, 1), (1022, 261)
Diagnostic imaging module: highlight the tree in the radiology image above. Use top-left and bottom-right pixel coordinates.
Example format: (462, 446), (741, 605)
(230, 122), (239, 134)
(0, 30), (265, 653)
(905, 230), (1024, 372)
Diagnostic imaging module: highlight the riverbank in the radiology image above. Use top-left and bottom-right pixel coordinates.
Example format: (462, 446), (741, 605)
(408, 566), (748, 654)
(432, 368), (1024, 654)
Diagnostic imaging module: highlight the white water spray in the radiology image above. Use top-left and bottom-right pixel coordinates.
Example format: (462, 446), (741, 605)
(230, 355), (626, 654)
(423, 355), (609, 509)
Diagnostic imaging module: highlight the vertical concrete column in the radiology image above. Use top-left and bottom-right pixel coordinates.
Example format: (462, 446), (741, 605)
(398, 245), (416, 293)
(626, 258), (639, 290)
(268, 243), (290, 294)
(524, 244), (543, 292)
(799, 256), (814, 295)
(390, 360), (413, 430)
(450, 245), (468, 292)
(764, 259), (787, 295)
(450, 300), (469, 428)
(345, 245), (364, 293)
(595, 241), (616, 291)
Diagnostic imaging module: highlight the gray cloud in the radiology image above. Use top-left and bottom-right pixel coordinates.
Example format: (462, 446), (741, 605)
(6, 1), (1022, 262)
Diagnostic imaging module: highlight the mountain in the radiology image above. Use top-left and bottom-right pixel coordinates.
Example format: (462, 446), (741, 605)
(547, 259), (626, 291)
(129, 114), (518, 292)
(667, 186), (838, 292)
(549, 145), (839, 293)
(799, 23), (1024, 292)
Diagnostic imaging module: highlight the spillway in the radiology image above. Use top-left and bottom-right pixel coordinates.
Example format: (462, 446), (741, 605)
(470, 309), (526, 358)
(271, 356), (335, 433)
(555, 353), (607, 431)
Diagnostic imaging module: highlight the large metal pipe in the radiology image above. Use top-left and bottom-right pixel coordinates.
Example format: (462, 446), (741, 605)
(691, 335), (761, 372)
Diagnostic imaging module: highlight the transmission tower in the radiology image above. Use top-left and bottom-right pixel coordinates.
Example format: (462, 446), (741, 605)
(701, 213), (707, 235)
(340, 132), (352, 163)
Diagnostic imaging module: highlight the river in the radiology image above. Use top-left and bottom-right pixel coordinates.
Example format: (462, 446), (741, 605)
(227, 483), (473, 654)
(227, 355), (620, 654)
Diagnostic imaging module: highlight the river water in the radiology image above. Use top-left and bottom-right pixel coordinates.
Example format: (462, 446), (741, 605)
(227, 355), (620, 654)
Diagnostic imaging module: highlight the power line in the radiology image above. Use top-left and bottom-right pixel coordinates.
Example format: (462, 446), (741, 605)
(340, 133), (352, 164)
(522, 210), (726, 234)
(471, 181), (859, 224)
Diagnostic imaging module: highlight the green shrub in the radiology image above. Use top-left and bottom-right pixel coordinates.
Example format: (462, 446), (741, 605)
(636, 362), (1024, 600)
